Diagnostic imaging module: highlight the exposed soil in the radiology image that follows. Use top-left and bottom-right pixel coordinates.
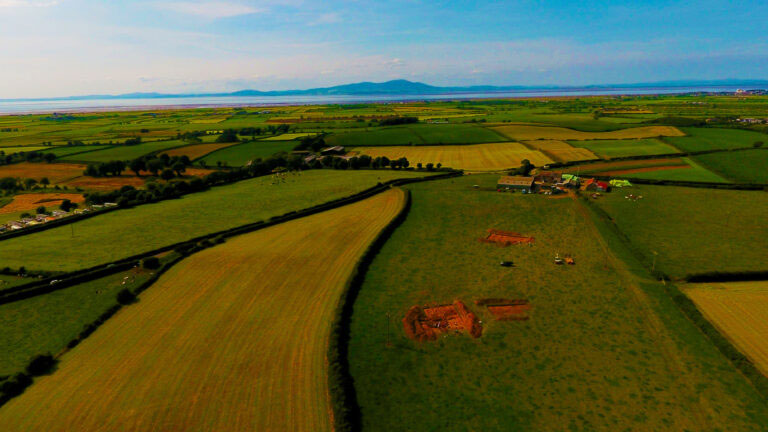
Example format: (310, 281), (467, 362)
(476, 298), (532, 321)
(479, 229), (535, 246)
(403, 300), (483, 342)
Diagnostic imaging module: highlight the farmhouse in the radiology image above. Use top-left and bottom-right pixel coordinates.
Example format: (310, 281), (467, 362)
(497, 176), (535, 192)
(582, 178), (609, 192)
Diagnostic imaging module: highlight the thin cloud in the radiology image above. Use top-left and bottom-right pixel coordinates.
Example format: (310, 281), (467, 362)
(156, 1), (263, 19)
(0, 0), (60, 7)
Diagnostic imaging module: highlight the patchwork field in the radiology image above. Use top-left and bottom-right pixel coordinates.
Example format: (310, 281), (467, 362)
(683, 281), (768, 376)
(60, 140), (188, 162)
(565, 158), (728, 182)
(492, 124), (684, 141)
(0, 162), (85, 183)
(46, 145), (111, 158)
(349, 175), (768, 430)
(693, 149), (768, 183)
(354, 143), (553, 171)
(0, 193), (84, 215)
(0, 188), (406, 431)
(0, 146), (50, 154)
(160, 142), (237, 160)
(521, 140), (598, 162)
(626, 157), (730, 183)
(198, 141), (296, 166)
(592, 185), (768, 278)
(569, 138), (679, 158)
(665, 128), (768, 152)
(327, 123), (507, 147)
(260, 132), (317, 141)
(0, 170), (429, 271)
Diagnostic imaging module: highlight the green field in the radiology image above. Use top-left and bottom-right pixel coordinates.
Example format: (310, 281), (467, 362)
(46, 145), (111, 158)
(569, 138), (679, 158)
(326, 123), (507, 147)
(0, 170), (429, 271)
(348, 175), (768, 430)
(592, 185), (768, 278)
(0, 267), (156, 376)
(693, 149), (768, 183)
(198, 140), (296, 166)
(60, 140), (188, 162)
(665, 127), (768, 152)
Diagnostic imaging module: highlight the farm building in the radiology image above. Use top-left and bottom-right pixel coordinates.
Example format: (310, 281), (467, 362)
(582, 178), (610, 192)
(321, 146), (345, 155)
(497, 176), (535, 192)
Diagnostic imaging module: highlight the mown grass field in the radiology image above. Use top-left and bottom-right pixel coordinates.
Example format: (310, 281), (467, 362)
(349, 174), (768, 431)
(0, 189), (406, 431)
(492, 124), (684, 141)
(354, 143), (553, 171)
(665, 127), (768, 152)
(327, 124), (507, 147)
(569, 138), (679, 158)
(198, 140), (296, 166)
(60, 140), (188, 162)
(521, 140), (598, 162)
(693, 149), (768, 183)
(46, 145), (110, 157)
(0, 170), (428, 271)
(592, 185), (768, 278)
(0, 267), (156, 376)
(625, 157), (730, 183)
(564, 157), (729, 182)
(683, 281), (768, 376)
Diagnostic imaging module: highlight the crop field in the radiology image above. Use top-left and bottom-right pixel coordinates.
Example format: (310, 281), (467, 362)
(569, 138), (680, 158)
(60, 140), (188, 162)
(326, 124), (507, 147)
(354, 143), (553, 171)
(521, 140), (598, 162)
(563, 157), (729, 182)
(665, 127), (768, 152)
(0, 162), (85, 183)
(693, 149), (768, 183)
(160, 142), (237, 160)
(683, 281), (768, 375)
(492, 124), (684, 141)
(0, 193), (84, 215)
(0, 170), (429, 271)
(348, 174), (768, 431)
(0, 146), (50, 153)
(592, 185), (768, 278)
(46, 145), (111, 157)
(260, 132), (317, 141)
(625, 157), (730, 183)
(0, 266), (156, 377)
(0, 189), (406, 431)
(198, 141), (296, 166)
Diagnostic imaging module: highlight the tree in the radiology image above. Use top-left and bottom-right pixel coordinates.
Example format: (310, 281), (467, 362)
(147, 159), (165, 176)
(43, 153), (56, 163)
(36, 205), (46, 215)
(160, 169), (175, 180)
(216, 129), (240, 143)
(172, 162), (186, 176)
(754, 141), (764, 148)
(26, 353), (56, 376)
(40, 177), (50, 188)
(24, 178), (37, 190)
(116, 289), (137, 305)
(417, 162), (423, 170)
(142, 257), (161, 269)
(129, 159), (146, 177)
(59, 199), (73, 212)
(426, 163), (434, 171)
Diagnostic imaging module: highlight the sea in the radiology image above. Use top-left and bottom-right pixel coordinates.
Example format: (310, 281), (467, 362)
(0, 85), (762, 115)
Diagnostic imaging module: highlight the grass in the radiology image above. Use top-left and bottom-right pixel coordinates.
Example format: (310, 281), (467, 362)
(60, 140), (188, 162)
(354, 143), (553, 171)
(348, 174), (768, 431)
(665, 128), (768, 152)
(592, 185), (768, 278)
(0, 189), (407, 431)
(326, 123), (507, 147)
(46, 145), (111, 157)
(683, 281), (768, 376)
(0, 146), (50, 153)
(692, 149), (768, 183)
(0, 267), (155, 376)
(491, 124), (684, 141)
(0, 170), (429, 271)
(198, 140), (297, 166)
(625, 157), (730, 182)
(569, 138), (679, 158)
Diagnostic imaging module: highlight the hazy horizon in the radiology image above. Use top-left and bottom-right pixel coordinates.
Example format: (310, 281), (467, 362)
(2, 0), (768, 98)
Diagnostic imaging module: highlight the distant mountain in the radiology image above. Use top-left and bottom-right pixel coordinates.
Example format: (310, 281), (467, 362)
(3, 79), (768, 102)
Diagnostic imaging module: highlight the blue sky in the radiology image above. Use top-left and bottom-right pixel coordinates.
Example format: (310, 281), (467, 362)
(1, 0), (767, 97)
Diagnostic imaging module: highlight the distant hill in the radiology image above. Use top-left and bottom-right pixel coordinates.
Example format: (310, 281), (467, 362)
(3, 79), (768, 102)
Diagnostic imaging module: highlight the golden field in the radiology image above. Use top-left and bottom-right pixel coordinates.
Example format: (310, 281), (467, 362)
(521, 140), (599, 162)
(354, 142), (553, 171)
(492, 125), (684, 141)
(0, 188), (407, 432)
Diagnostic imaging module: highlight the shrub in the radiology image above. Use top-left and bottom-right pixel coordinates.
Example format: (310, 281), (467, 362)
(142, 257), (161, 269)
(116, 289), (137, 305)
(25, 353), (56, 376)
(0, 373), (32, 397)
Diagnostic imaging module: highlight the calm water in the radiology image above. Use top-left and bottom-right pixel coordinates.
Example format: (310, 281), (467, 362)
(0, 86), (760, 115)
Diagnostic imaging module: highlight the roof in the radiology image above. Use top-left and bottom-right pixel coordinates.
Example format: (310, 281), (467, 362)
(583, 178), (609, 189)
(498, 176), (535, 186)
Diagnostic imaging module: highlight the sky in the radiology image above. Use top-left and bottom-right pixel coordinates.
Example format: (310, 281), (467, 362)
(0, 0), (767, 98)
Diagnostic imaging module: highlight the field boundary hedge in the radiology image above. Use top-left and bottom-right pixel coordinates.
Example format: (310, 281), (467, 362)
(579, 195), (768, 401)
(0, 171), (461, 304)
(327, 189), (412, 432)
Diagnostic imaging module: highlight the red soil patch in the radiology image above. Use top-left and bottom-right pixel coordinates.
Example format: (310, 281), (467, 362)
(403, 300), (483, 342)
(0, 162), (86, 184)
(476, 298), (532, 321)
(479, 229), (535, 246)
(596, 164), (690, 176)
(0, 193), (84, 215)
